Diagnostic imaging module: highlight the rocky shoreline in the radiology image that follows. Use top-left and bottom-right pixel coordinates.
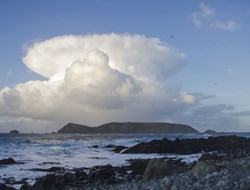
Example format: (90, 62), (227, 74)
(0, 135), (250, 190)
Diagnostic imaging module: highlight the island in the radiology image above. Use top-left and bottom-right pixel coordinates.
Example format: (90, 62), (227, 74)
(9, 130), (20, 134)
(57, 122), (199, 134)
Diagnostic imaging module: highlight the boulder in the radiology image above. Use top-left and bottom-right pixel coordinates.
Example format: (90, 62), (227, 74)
(113, 145), (127, 153)
(20, 183), (32, 190)
(0, 183), (17, 190)
(191, 161), (218, 178)
(105, 144), (116, 148)
(31, 174), (65, 190)
(0, 158), (16, 165)
(88, 165), (115, 182)
(75, 171), (88, 181)
(128, 159), (150, 175)
(31, 167), (65, 172)
(198, 153), (220, 162)
(143, 159), (185, 180)
(63, 172), (76, 183)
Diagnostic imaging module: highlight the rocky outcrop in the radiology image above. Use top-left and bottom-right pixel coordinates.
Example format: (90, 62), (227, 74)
(30, 167), (66, 172)
(30, 174), (63, 190)
(58, 122), (199, 134)
(0, 158), (16, 165)
(88, 165), (115, 183)
(123, 135), (250, 154)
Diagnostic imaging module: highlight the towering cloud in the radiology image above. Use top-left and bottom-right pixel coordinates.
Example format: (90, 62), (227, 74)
(0, 33), (197, 130)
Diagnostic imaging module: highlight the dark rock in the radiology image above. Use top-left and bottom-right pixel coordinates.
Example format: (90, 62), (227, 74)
(2, 177), (16, 184)
(3, 177), (28, 185)
(113, 145), (127, 153)
(128, 159), (150, 175)
(105, 144), (116, 148)
(0, 183), (17, 190)
(75, 171), (88, 181)
(114, 165), (130, 175)
(40, 162), (60, 165)
(123, 136), (250, 155)
(31, 174), (65, 190)
(198, 153), (221, 162)
(143, 159), (185, 180)
(20, 182), (32, 190)
(88, 165), (115, 182)
(105, 177), (119, 185)
(9, 130), (19, 134)
(31, 167), (65, 172)
(0, 158), (16, 165)
(92, 145), (99, 148)
(63, 172), (76, 183)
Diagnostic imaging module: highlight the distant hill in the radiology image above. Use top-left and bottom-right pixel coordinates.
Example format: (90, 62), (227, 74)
(57, 122), (199, 134)
(204, 129), (217, 134)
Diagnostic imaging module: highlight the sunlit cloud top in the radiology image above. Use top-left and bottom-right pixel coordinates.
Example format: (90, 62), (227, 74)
(0, 33), (195, 127)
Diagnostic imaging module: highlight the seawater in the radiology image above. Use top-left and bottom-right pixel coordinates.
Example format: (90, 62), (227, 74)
(0, 133), (249, 187)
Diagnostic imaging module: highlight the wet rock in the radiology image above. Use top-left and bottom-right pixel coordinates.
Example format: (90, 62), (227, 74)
(31, 174), (65, 190)
(113, 145), (127, 153)
(105, 144), (116, 148)
(40, 162), (60, 165)
(123, 136), (250, 155)
(88, 165), (115, 182)
(92, 145), (99, 148)
(0, 158), (16, 165)
(75, 171), (88, 181)
(114, 165), (130, 176)
(63, 172), (76, 183)
(20, 182), (32, 190)
(31, 167), (65, 172)
(0, 183), (17, 190)
(3, 177), (28, 186)
(128, 159), (150, 175)
(2, 177), (16, 185)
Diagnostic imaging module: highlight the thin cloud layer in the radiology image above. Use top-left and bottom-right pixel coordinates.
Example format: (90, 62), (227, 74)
(191, 3), (240, 31)
(0, 34), (197, 129)
(210, 21), (240, 31)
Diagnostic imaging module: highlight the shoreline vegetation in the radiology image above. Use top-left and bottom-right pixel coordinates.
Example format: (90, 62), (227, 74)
(0, 135), (250, 190)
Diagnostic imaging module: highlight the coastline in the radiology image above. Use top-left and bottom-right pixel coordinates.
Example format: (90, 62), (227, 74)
(0, 134), (250, 190)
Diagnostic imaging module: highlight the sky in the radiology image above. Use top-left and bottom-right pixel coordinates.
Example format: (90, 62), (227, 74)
(0, 0), (250, 133)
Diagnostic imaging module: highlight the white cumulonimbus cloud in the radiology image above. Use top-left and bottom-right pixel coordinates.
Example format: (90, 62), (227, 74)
(0, 33), (197, 129)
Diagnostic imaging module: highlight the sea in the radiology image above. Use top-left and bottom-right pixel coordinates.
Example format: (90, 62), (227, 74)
(0, 133), (250, 188)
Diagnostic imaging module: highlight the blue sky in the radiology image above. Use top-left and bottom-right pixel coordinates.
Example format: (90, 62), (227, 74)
(0, 0), (249, 132)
